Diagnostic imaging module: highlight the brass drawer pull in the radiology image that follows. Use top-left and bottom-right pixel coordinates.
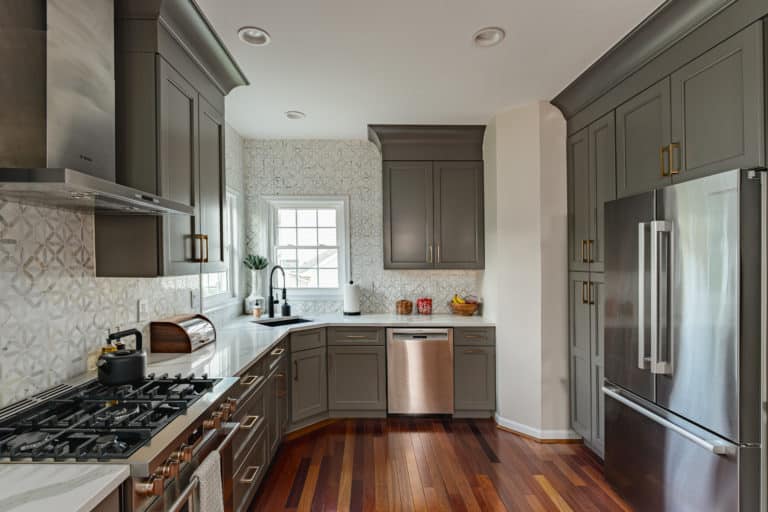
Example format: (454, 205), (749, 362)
(344, 335), (367, 339)
(240, 465), (261, 485)
(270, 348), (285, 356)
(241, 415), (261, 429)
(464, 334), (482, 339)
(463, 349), (483, 354)
(669, 142), (680, 175)
(240, 375), (259, 386)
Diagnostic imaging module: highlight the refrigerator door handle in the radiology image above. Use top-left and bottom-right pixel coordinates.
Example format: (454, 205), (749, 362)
(637, 222), (650, 370)
(603, 386), (736, 456)
(650, 220), (674, 375)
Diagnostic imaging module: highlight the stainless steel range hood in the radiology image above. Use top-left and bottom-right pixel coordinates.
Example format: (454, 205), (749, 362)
(0, 0), (191, 215)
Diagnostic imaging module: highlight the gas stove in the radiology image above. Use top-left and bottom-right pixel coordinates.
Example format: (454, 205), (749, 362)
(0, 374), (219, 461)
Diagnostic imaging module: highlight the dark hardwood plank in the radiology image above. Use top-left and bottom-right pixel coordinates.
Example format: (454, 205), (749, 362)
(249, 418), (630, 512)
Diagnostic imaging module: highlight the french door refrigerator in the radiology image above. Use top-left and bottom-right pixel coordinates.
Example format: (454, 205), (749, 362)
(603, 169), (766, 512)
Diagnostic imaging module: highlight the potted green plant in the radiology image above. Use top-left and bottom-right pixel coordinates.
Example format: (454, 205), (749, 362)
(243, 254), (269, 313)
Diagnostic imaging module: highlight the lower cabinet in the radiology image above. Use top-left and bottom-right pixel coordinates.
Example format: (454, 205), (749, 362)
(233, 427), (267, 512)
(327, 345), (387, 412)
(454, 344), (496, 415)
(569, 271), (605, 457)
(290, 346), (328, 424)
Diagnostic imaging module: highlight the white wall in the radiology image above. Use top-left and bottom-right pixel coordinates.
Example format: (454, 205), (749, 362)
(483, 101), (573, 439)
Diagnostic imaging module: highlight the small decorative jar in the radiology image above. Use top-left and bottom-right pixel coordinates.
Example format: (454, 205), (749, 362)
(416, 297), (433, 315)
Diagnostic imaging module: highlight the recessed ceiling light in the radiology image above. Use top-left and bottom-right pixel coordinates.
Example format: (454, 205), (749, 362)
(473, 27), (505, 47)
(237, 26), (271, 46)
(285, 110), (306, 120)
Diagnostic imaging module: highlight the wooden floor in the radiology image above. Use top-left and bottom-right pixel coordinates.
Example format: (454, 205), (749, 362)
(249, 418), (630, 512)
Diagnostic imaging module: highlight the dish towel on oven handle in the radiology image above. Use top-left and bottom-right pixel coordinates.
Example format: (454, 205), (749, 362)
(193, 449), (224, 512)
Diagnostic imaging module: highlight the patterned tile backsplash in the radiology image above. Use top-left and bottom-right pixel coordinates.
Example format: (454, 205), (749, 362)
(243, 139), (483, 315)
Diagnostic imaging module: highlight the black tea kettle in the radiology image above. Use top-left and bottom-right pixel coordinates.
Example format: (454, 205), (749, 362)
(97, 329), (147, 386)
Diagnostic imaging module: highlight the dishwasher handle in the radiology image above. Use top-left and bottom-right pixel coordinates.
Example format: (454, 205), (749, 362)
(389, 328), (452, 342)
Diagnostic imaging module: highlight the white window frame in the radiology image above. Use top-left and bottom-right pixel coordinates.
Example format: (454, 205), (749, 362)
(264, 195), (350, 299)
(202, 189), (241, 310)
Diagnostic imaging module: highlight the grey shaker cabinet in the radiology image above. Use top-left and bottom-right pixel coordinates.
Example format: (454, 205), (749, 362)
(567, 128), (590, 272)
(670, 21), (765, 183)
(198, 94), (227, 273)
(587, 113), (616, 273)
(327, 346), (387, 411)
(454, 345), (496, 413)
(569, 271), (605, 457)
(383, 161), (434, 269)
(290, 347), (328, 423)
(433, 161), (485, 269)
(616, 77), (672, 198)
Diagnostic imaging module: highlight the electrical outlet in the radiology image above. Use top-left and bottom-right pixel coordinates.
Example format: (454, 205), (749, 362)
(190, 289), (200, 311)
(137, 299), (149, 322)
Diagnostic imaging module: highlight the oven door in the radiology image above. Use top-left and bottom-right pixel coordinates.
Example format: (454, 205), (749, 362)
(145, 422), (239, 512)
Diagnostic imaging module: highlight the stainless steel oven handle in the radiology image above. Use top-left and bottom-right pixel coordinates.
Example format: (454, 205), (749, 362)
(168, 476), (199, 512)
(603, 386), (735, 456)
(637, 223), (649, 370)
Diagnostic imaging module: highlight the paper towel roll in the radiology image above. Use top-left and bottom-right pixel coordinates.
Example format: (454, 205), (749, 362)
(343, 281), (361, 315)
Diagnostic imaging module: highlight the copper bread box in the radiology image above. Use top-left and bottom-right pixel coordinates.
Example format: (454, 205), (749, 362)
(150, 314), (216, 353)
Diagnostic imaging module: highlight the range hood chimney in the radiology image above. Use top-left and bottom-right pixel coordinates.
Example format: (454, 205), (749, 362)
(0, 0), (192, 215)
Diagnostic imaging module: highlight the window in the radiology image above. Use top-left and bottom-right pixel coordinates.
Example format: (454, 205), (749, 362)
(202, 190), (240, 305)
(267, 197), (349, 296)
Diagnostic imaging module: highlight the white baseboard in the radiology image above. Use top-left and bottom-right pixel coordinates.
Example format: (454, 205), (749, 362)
(494, 413), (581, 441)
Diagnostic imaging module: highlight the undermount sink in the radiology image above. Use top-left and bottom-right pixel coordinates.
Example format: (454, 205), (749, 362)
(253, 317), (312, 327)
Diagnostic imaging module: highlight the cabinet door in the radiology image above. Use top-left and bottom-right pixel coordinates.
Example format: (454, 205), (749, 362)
(589, 275), (605, 458)
(276, 356), (289, 436)
(290, 347), (327, 423)
(569, 272), (591, 440)
(568, 128), (590, 271)
(327, 346), (387, 411)
(454, 345), (496, 411)
(433, 161), (484, 269)
(198, 95), (227, 272)
(383, 161), (434, 269)
(158, 56), (200, 276)
(616, 78), (672, 198)
(671, 22), (764, 183)
(588, 112), (616, 273)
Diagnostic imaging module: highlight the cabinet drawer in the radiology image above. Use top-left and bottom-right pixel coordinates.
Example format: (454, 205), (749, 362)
(290, 328), (326, 352)
(454, 327), (495, 346)
(327, 327), (384, 345)
(232, 385), (266, 470)
(233, 428), (267, 512)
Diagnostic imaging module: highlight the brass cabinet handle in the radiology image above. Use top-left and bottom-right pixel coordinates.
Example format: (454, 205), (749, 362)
(240, 465), (261, 485)
(463, 349), (483, 354)
(241, 415), (261, 429)
(240, 375), (259, 387)
(437, 244), (441, 263)
(427, 245), (433, 263)
(669, 143), (680, 175)
(581, 240), (588, 262)
(464, 334), (482, 339)
(581, 282), (588, 304)
(660, 145), (670, 177)
(192, 234), (209, 263)
(293, 360), (298, 381)
(587, 240), (594, 263)
(588, 282), (595, 305)
(345, 335), (367, 339)
(270, 348), (285, 356)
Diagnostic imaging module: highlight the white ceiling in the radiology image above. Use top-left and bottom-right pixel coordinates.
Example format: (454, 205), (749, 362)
(197, 0), (664, 139)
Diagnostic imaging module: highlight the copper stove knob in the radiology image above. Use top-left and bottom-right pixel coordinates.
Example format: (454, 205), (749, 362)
(158, 459), (180, 478)
(171, 445), (193, 463)
(203, 412), (222, 430)
(226, 397), (238, 411)
(135, 476), (164, 496)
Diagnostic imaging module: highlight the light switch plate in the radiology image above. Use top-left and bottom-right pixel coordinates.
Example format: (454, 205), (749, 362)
(190, 289), (200, 311)
(137, 299), (149, 322)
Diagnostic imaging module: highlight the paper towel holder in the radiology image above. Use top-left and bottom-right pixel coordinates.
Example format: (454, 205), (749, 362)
(343, 280), (361, 316)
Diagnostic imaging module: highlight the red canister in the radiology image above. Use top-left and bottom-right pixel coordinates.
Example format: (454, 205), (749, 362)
(416, 297), (432, 315)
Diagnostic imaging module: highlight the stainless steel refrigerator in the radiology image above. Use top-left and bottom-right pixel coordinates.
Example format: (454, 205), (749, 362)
(603, 169), (766, 512)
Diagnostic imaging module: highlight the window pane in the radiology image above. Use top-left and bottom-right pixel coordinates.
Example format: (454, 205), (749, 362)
(318, 228), (336, 246)
(297, 249), (318, 267)
(318, 268), (338, 288)
(318, 248), (338, 268)
(283, 268), (298, 288)
(296, 209), (317, 227)
(297, 228), (317, 246)
(278, 228), (296, 246)
(277, 248), (297, 267)
(278, 209), (296, 227)
(297, 268), (318, 288)
(317, 209), (336, 227)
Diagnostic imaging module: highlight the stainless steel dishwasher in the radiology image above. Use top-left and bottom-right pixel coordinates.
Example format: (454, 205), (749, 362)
(387, 328), (454, 414)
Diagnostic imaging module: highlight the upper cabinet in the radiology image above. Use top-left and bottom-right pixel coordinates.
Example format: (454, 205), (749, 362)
(670, 22), (765, 182)
(370, 125), (486, 270)
(95, 1), (247, 277)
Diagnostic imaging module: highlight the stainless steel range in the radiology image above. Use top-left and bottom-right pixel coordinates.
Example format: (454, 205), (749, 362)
(0, 373), (239, 511)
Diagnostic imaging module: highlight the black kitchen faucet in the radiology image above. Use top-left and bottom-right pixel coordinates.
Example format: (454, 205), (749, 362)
(268, 265), (291, 318)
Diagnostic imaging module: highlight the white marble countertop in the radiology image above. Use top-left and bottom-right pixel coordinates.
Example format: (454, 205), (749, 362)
(0, 464), (129, 512)
(147, 313), (495, 378)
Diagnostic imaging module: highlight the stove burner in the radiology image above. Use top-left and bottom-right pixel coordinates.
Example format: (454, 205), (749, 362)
(0, 374), (220, 461)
